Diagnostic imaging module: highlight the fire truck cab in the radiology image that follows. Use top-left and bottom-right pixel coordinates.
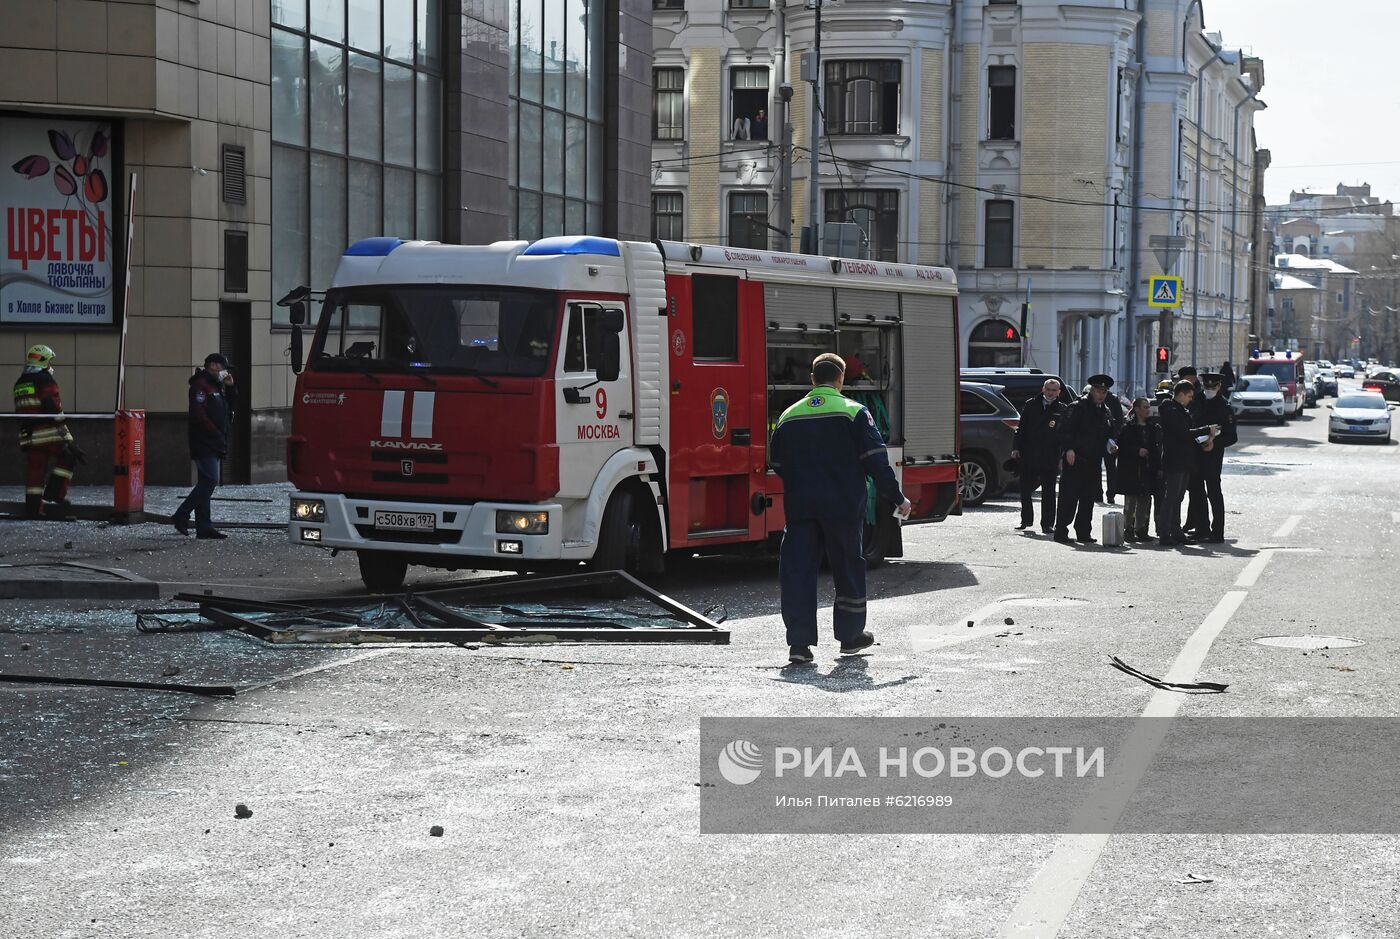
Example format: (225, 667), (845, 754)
(286, 236), (961, 590)
(1246, 351), (1307, 419)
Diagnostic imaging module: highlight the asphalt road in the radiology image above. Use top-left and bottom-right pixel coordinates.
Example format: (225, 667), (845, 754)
(3, 381), (1398, 938)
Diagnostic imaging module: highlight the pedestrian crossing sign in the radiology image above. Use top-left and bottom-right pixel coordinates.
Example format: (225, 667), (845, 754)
(1148, 275), (1182, 308)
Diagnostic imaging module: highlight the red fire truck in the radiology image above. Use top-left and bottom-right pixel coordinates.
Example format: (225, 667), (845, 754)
(284, 236), (962, 590)
(1246, 351), (1307, 419)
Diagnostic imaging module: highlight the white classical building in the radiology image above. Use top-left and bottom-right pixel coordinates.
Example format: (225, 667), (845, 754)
(649, 0), (1264, 394)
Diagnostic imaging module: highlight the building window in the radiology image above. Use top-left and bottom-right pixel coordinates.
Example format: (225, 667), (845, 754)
(691, 275), (739, 361)
(728, 0), (769, 9)
(653, 0), (684, 8)
(730, 67), (769, 140)
(823, 60), (900, 136)
(653, 67), (685, 141)
(967, 318), (1023, 368)
(1282, 297), (1295, 313)
(508, 0), (607, 241)
(728, 192), (769, 249)
(221, 145), (247, 205)
(985, 200), (1013, 268)
(824, 189), (899, 262)
(653, 192), (684, 241)
(224, 231), (249, 293)
(271, 0), (443, 324)
(988, 65), (1016, 140)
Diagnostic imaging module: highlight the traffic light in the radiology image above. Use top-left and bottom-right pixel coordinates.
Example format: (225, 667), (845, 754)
(1155, 346), (1171, 370)
(1003, 324), (1021, 342)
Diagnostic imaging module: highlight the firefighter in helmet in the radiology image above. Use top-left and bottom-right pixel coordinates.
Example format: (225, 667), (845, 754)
(12, 344), (81, 519)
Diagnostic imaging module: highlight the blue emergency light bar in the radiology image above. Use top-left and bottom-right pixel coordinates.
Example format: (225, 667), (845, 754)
(522, 236), (621, 257)
(345, 237), (405, 256)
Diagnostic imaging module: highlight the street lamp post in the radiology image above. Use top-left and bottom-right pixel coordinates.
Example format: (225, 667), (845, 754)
(804, 0), (823, 255)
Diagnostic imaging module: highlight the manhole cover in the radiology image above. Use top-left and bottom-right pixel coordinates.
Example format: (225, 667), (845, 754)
(1253, 635), (1365, 649)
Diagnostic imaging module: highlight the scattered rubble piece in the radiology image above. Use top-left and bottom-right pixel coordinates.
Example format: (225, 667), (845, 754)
(1177, 873), (1214, 885)
(175, 571), (730, 646)
(430, 825), (444, 837)
(1004, 617), (1014, 626)
(234, 804), (253, 820)
(1108, 656), (1228, 694)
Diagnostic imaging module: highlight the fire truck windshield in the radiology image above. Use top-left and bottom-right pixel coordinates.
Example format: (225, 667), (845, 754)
(309, 286), (558, 377)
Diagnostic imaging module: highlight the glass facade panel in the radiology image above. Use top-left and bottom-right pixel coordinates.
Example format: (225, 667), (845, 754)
(416, 72), (441, 170)
(272, 0), (442, 321)
(272, 146), (308, 324)
(383, 62), (415, 166)
(543, 109), (564, 195)
(416, 173), (441, 240)
(348, 0), (380, 51)
(273, 0), (307, 31)
(309, 0), (344, 43)
(348, 53), (382, 160)
(417, 0), (440, 70)
(384, 0), (415, 63)
(348, 160), (383, 244)
(543, 0), (565, 109)
(272, 29), (307, 146)
(310, 153), (347, 289)
(510, 0), (606, 237)
(518, 103), (542, 190)
(309, 40), (346, 153)
(384, 167), (415, 237)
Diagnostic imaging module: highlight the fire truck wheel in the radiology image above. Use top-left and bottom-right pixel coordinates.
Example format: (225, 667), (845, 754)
(358, 551), (408, 592)
(959, 453), (993, 507)
(591, 489), (643, 587)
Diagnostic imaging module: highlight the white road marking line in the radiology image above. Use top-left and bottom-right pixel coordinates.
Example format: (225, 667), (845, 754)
(1235, 549), (1276, 588)
(1272, 514), (1302, 539)
(997, 590), (1250, 939)
(909, 599), (1011, 654)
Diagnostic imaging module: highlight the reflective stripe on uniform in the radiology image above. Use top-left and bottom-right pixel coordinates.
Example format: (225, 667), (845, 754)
(859, 447), (886, 459)
(51, 467), (73, 479)
(25, 486), (44, 495)
(775, 385), (865, 429)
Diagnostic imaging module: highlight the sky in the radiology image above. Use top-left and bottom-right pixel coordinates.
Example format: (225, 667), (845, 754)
(1206, 0), (1400, 206)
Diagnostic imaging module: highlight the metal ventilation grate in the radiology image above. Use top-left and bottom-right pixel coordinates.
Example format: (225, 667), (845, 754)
(221, 144), (246, 205)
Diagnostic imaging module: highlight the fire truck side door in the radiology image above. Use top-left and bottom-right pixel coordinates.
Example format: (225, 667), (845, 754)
(667, 273), (764, 544)
(556, 301), (633, 501)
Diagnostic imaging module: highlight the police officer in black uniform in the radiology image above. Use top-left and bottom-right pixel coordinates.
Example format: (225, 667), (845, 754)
(1185, 371), (1237, 542)
(1158, 380), (1218, 546)
(1102, 387), (1126, 505)
(1011, 378), (1068, 533)
(1053, 374), (1118, 544)
(770, 353), (912, 665)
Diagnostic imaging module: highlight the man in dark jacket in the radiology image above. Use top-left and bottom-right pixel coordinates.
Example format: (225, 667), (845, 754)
(770, 353), (912, 664)
(172, 353), (237, 539)
(1157, 380), (1217, 546)
(1185, 371), (1238, 542)
(1102, 390), (1126, 504)
(1011, 378), (1067, 533)
(1053, 374), (1117, 544)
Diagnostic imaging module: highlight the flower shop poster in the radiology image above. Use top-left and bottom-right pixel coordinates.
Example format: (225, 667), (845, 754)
(1, 117), (115, 326)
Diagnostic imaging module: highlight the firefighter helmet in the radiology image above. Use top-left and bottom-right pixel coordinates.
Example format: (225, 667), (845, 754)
(26, 344), (56, 368)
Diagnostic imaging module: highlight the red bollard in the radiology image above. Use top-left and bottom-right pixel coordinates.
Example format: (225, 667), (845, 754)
(113, 409), (145, 523)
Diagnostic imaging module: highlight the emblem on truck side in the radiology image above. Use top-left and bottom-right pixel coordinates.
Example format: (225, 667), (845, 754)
(710, 387), (730, 439)
(370, 440), (444, 451)
(401, 460), (414, 477)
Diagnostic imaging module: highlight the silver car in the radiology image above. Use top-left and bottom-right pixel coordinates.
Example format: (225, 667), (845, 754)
(1229, 375), (1287, 423)
(1328, 391), (1393, 443)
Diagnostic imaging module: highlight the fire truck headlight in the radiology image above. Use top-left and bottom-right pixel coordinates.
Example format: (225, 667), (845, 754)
(496, 510), (549, 535)
(291, 498), (326, 522)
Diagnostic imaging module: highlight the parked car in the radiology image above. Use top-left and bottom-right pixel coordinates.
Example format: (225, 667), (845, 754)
(960, 368), (1078, 410)
(1329, 392), (1393, 443)
(1316, 368), (1338, 397)
(1229, 375), (1287, 423)
(1362, 369), (1400, 403)
(958, 382), (1020, 507)
(1303, 364), (1319, 408)
(1337, 364), (1356, 378)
